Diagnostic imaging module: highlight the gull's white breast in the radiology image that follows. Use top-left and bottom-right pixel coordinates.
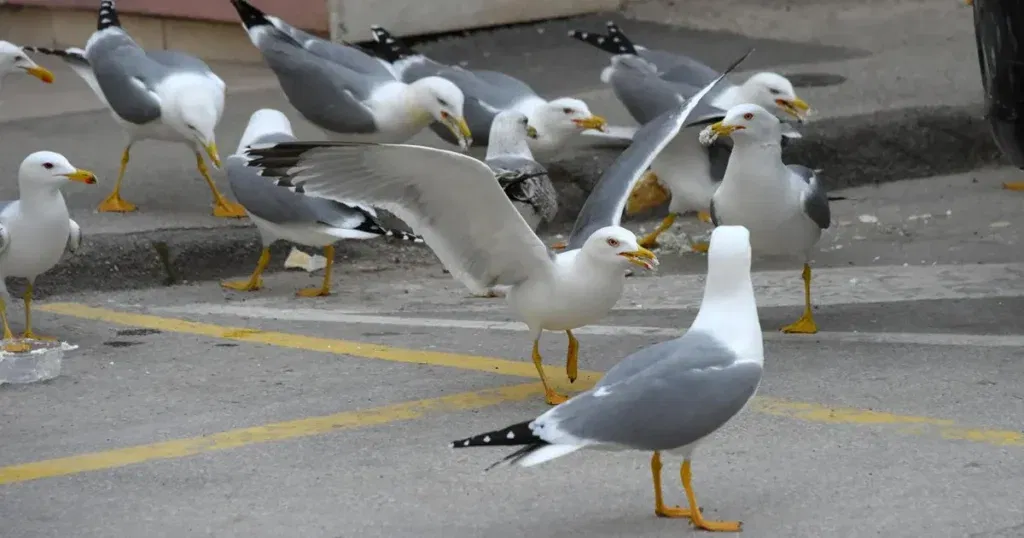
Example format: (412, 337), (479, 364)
(0, 198), (71, 279)
(507, 249), (626, 332)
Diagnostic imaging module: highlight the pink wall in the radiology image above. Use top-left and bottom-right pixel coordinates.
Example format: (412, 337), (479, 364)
(6, 0), (329, 33)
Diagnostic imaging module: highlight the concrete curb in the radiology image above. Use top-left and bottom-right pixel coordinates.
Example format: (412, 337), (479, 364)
(25, 103), (1008, 300)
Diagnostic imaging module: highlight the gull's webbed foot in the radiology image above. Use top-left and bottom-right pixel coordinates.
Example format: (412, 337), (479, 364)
(781, 313), (818, 334)
(221, 278), (263, 292)
(296, 285), (331, 298)
(97, 192), (137, 213)
(213, 200), (247, 219)
(1003, 181), (1024, 191)
(544, 389), (569, 405)
(690, 241), (710, 254)
(697, 210), (713, 224)
(2, 340), (31, 353)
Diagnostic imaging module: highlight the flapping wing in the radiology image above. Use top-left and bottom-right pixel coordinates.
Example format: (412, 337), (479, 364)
(244, 142), (557, 290)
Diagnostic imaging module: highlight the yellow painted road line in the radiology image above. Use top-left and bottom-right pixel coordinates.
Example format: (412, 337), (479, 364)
(0, 382), (545, 486)
(20, 301), (1021, 485)
(38, 302), (603, 388)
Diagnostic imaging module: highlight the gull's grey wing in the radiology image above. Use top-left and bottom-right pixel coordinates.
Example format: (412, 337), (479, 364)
(84, 30), (165, 125)
(596, 329), (734, 387)
(539, 332), (763, 451)
(606, 56), (691, 125)
(67, 219), (82, 254)
(229, 132), (371, 229)
(791, 164), (831, 229)
(470, 70), (539, 101)
(564, 48), (752, 250)
(251, 30), (380, 134)
(657, 53), (725, 87)
(245, 141), (557, 290)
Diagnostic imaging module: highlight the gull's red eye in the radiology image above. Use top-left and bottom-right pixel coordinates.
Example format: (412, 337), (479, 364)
(607, 238), (620, 247)
(743, 112), (754, 120)
(42, 163), (54, 170)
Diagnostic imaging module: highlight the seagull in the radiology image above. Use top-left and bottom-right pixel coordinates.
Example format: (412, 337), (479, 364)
(229, 0), (472, 148)
(449, 224), (763, 533)
(703, 103), (831, 334)
(0, 152), (96, 353)
(222, 108), (424, 297)
(367, 25), (608, 157)
(568, 22), (812, 250)
(23, 1), (242, 218)
(240, 52), (748, 404)
(551, 49), (753, 254)
(0, 41), (54, 93)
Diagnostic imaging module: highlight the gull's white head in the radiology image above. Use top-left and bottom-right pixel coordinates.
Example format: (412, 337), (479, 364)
(706, 103), (782, 145)
(581, 226), (659, 271)
(238, 108), (294, 154)
(693, 225), (762, 364)
(162, 76), (225, 167)
(410, 76), (472, 150)
(0, 41), (54, 86)
(487, 110), (537, 158)
(738, 72), (811, 123)
(706, 225), (752, 280)
(533, 98), (608, 144)
(18, 151), (97, 190)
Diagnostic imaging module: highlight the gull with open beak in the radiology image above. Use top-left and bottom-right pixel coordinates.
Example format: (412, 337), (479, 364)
(23, 1), (242, 217)
(243, 134), (659, 405)
(701, 103), (832, 334)
(0, 152), (96, 353)
(0, 41), (55, 93)
(568, 22), (812, 251)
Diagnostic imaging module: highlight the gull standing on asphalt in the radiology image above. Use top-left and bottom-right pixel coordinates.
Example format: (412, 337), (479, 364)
(222, 108), (423, 297)
(23, 0), (241, 217)
(450, 225), (763, 533)
(702, 102), (831, 334)
(0, 152), (96, 353)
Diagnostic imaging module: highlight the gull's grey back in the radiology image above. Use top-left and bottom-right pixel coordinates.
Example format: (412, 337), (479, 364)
(546, 329), (763, 451)
(85, 30), (166, 125)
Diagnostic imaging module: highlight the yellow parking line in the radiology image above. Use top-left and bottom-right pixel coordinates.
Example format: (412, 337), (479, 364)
(39, 303), (601, 387)
(0, 382), (545, 486)
(10, 302), (1017, 486)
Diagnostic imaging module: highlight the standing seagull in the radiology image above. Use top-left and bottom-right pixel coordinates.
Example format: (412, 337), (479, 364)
(222, 108), (423, 296)
(368, 25), (608, 157)
(229, 0), (472, 147)
(450, 225), (763, 533)
(703, 103), (831, 334)
(23, 1), (241, 217)
(0, 41), (54, 93)
(0, 152), (96, 353)
(568, 22), (811, 250)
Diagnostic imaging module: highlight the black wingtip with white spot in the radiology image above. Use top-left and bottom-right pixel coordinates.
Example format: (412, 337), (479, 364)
(97, 0), (121, 31)
(450, 420), (540, 449)
(366, 25), (417, 63)
(230, 0), (273, 30)
(567, 22), (636, 56)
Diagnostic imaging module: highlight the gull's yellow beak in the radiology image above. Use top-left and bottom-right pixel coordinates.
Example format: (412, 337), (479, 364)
(23, 65), (54, 84)
(526, 125), (539, 139)
(776, 97), (812, 122)
(63, 168), (97, 184)
(709, 121), (745, 137)
(205, 142), (222, 168)
(573, 114), (608, 132)
(441, 111), (473, 151)
(619, 247), (659, 270)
